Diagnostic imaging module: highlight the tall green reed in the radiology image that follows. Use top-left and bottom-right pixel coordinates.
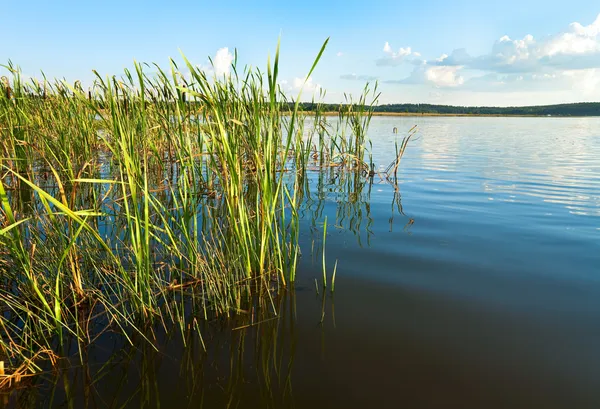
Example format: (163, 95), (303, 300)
(0, 39), (386, 382)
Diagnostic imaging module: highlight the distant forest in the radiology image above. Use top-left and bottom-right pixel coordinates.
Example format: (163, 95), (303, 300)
(296, 102), (600, 116)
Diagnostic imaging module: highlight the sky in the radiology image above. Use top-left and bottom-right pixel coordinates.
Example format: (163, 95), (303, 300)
(2, 0), (600, 106)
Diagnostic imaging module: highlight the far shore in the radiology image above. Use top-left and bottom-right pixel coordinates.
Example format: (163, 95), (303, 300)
(312, 111), (600, 118)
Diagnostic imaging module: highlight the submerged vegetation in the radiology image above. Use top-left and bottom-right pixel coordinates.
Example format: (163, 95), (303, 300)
(0, 40), (412, 387)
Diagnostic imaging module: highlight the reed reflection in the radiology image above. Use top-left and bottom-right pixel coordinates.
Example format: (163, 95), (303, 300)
(4, 290), (302, 409)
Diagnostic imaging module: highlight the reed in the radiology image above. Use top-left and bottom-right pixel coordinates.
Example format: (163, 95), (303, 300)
(0, 39), (390, 384)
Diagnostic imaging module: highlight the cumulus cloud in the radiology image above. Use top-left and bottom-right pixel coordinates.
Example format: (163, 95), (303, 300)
(467, 34), (541, 72)
(377, 42), (421, 66)
(274, 76), (326, 101)
(379, 13), (600, 93)
(292, 76), (322, 93)
(196, 47), (234, 78)
(212, 47), (234, 77)
(336, 51), (344, 57)
(340, 73), (378, 81)
(425, 66), (465, 87)
(385, 64), (464, 88)
(435, 14), (600, 73)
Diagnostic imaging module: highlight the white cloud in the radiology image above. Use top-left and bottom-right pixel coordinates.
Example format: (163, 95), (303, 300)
(377, 42), (420, 66)
(425, 66), (464, 87)
(378, 13), (600, 95)
(468, 33), (539, 72)
(213, 47), (234, 77)
(292, 76), (322, 93)
(570, 15), (600, 37)
(276, 76), (327, 101)
(292, 77), (304, 89)
(546, 15), (600, 55)
(385, 64), (464, 88)
(433, 14), (600, 73)
(336, 51), (344, 57)
(196, 47), (234, 78)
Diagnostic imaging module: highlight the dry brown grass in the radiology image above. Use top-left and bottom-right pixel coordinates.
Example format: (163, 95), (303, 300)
(0, 349), (58, 390)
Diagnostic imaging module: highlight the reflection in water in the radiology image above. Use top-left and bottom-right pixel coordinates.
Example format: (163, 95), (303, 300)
(388, 189), (414, 233)
(302, 168), (413, 248)
(3, 291), (309, 409)
(303, 168), (376, 247)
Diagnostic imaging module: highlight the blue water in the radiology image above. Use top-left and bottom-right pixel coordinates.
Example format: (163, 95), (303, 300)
(316, 117), (600, 301)
(288, 116), (600, 408)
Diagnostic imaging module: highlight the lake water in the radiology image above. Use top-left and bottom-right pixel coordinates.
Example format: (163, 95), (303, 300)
(7, 116), (600, 408)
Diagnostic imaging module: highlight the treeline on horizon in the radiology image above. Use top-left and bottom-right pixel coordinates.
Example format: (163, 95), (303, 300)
(4, 83), (599, 116)
(295, 102), (600, 116)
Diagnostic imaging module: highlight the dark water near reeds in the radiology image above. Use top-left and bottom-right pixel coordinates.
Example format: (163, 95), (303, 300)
(6, 116), (600, 408)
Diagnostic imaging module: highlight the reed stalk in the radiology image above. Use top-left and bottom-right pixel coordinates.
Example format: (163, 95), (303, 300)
(0, 39), (390, 383)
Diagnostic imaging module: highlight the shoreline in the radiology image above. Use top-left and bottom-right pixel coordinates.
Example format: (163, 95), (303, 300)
(313, 111), (600, 118)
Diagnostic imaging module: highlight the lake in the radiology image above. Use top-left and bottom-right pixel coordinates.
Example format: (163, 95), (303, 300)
(6, 116), (600, 408)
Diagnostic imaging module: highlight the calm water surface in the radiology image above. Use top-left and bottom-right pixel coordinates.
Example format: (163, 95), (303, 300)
(9, 117), (600, 408)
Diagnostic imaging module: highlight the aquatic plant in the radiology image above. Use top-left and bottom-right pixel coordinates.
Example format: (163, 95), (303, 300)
(0, 39), (387, 385)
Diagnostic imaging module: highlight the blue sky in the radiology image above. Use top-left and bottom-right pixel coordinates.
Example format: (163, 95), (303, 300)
(3, 0), (600, 106)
